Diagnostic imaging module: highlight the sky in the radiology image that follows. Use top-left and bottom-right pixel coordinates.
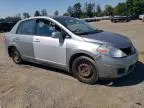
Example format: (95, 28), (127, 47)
(0, 0), (125, 18)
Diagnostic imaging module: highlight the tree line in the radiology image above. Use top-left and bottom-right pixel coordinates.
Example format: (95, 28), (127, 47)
(0, 0), (144, 23)
(63, 0), (144, 18)
(0, 9), (59, 23)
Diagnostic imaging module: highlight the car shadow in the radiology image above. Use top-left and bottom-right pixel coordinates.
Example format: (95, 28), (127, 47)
(98, 61), (144, 87)
(23, 61), (144, 87)
(22, 61), (72, 77)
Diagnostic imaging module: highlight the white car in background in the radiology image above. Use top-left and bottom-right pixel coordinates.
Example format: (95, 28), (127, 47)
(139, 14), (144, 21)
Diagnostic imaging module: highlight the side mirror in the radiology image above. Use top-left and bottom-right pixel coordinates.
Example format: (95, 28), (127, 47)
(52, 31), (64, 44)
(52, 31), (63, 38)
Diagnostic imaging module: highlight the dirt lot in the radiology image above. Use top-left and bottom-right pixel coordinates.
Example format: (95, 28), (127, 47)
(0, 20), (144, 108)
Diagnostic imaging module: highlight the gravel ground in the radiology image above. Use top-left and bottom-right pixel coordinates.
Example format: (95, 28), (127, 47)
(0, 20), (144, 108)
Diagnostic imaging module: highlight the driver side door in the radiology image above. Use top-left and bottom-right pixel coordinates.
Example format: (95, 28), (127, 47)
(33, 18), (67, 67)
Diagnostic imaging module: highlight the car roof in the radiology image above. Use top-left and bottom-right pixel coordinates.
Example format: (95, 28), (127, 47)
(19, 16), (73, 22)
(19, 16), (52, 22)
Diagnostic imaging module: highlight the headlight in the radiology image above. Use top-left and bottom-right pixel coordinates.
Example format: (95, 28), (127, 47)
(97, 45), (126, 58)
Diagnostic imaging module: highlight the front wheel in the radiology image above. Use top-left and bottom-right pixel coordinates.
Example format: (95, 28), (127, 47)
(11, 47), (23, 64)
(72, 56), (98, 84)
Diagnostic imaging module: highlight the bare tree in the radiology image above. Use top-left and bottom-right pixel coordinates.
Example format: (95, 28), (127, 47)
(73, 3), (82, 18)
(41, 9), (48, 16)
(96, 5), (102, 17)
(34, 10), (41, 17)
(23, 12), (30, 19)
(54, 10), (59, 16)
(67, 6), (73, 16)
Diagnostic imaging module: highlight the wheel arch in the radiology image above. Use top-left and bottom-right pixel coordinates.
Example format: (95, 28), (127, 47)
(8, 46), (17, 57)
(69, 52), (95, 73)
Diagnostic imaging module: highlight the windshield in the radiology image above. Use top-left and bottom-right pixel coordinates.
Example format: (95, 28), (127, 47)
(54, 17), (101, 35)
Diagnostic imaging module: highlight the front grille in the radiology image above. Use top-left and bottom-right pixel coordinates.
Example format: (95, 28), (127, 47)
(120, 47), (134, 56)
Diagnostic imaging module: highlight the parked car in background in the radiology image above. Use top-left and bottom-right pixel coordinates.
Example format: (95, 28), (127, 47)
(128, 15), (138, 20)
(111, 16), (131, 23)
(4, 16), (138, 84)
(83, 16), (110, 22)
(139, 14), (144, 22)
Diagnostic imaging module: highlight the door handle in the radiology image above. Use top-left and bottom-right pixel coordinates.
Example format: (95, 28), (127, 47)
(35, 39), (40, 42)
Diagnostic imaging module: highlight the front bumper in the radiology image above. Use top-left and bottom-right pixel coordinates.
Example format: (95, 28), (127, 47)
(96, 53), (138, 79)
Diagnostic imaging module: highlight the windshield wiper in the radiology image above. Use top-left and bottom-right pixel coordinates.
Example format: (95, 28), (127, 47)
(77, 30), (103, 35)
(77, 32), (89, 35)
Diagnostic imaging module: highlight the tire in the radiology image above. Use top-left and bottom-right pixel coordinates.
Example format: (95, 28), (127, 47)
(11, 47), (23, 64)
(112, 20), (116, 23)
(72, 56), (98, 84)
(114, 20), (117, 23)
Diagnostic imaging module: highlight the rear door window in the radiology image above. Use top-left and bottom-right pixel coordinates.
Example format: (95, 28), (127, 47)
(17, 20), (35, 35)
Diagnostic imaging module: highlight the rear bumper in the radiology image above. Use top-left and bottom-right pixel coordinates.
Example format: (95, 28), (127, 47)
(96, 53), (138, 79)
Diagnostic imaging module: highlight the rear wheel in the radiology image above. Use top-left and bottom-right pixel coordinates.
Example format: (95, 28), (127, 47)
(11, 47), (23, 64)
(72, 56), (98, 84)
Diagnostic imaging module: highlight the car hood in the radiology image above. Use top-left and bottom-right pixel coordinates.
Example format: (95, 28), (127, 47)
(82, 31), (132, 48)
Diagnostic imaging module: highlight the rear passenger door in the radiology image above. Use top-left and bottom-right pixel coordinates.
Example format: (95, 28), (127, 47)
(16, 19), (35, 59)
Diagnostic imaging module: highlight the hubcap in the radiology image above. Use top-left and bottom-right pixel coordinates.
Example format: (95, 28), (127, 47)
(78, 63), (93, 78)
(13, 51), (20, 63)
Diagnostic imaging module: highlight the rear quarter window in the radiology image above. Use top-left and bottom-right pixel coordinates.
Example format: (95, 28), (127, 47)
(16, 22), (23, 34)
